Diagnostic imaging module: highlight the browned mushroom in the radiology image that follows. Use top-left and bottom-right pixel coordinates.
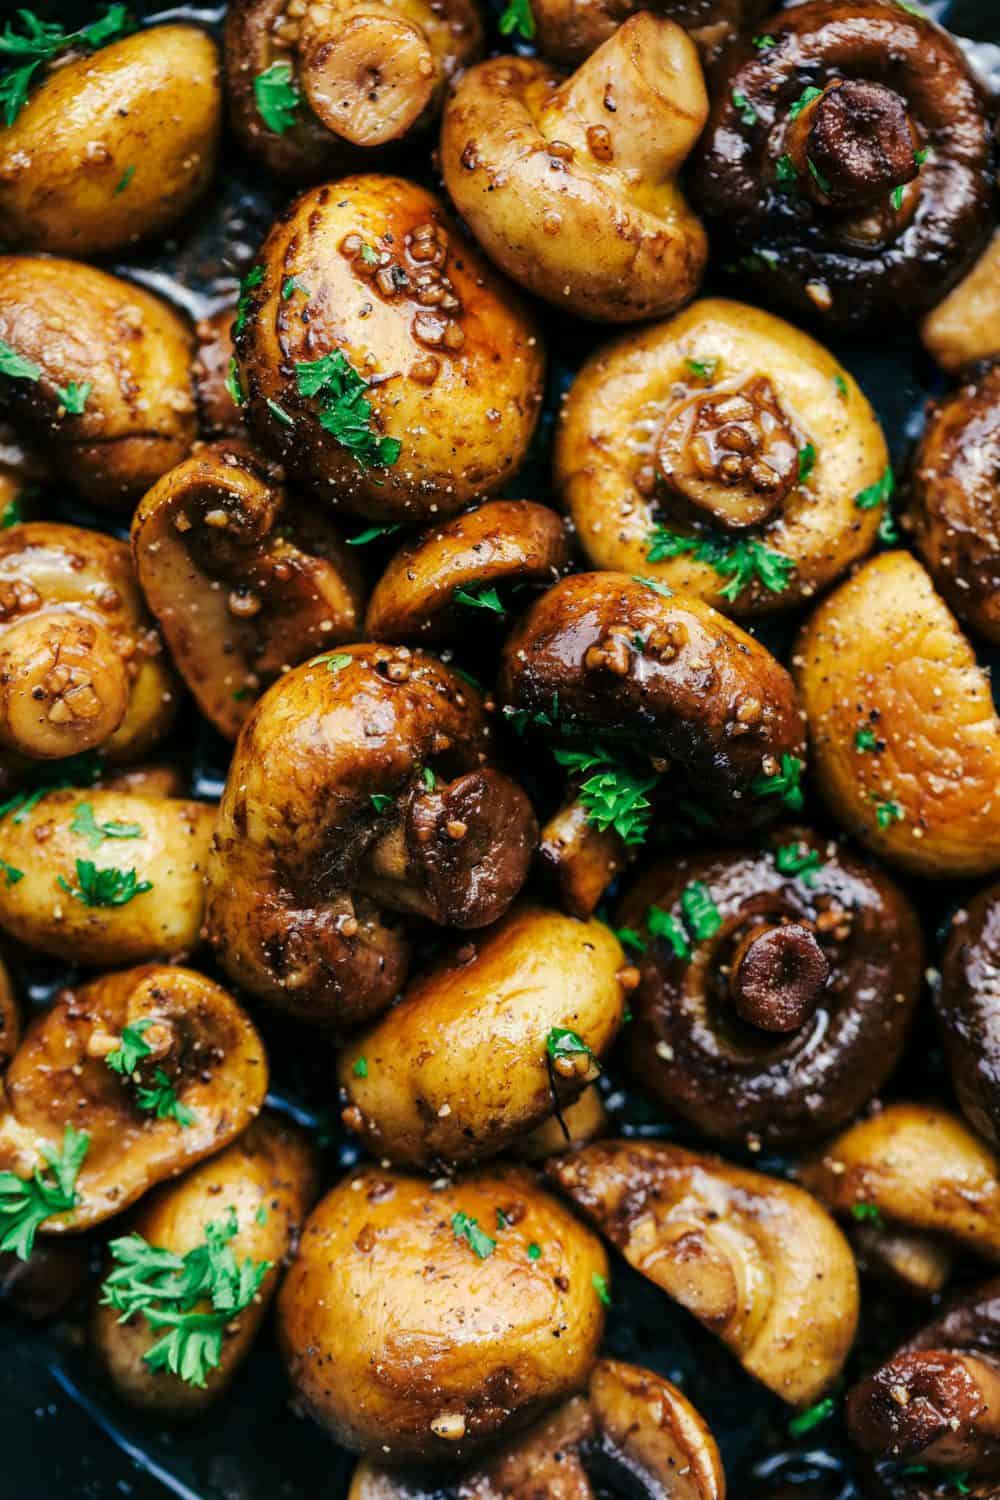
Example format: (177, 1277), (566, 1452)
(0, 957), (17, 1073)
(533, 0), (767, 70)
(192, 309), (245, 440)
(937, 881), (1000, 1148)
(922, 234), (1000, 373)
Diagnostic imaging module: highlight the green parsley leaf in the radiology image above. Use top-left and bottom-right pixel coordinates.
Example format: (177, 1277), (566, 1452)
(732, 90), (758, 127)
(874, 797), (904, 829)
(774, 843), (823, 887)
(553, 745), (657, 846)
(647, 905), (690, 960)
(266, 397), (294, 428)
(890, 184), (905, 212)
(546, 1027), (598, 1071)
(0, 337), (41, 382)
(834, 373), (849, 400)
(498, 0), (535, 40)
(855, 728), (879, 753)
(753, 33), (777, 48)
(370, 794), (393, 814)
(224, 356), (244, 407)
(788, 1396), (835, 1437)
(895, 1), (924, 14)
(105, 1019), (154, 1076)
(592, 1271), (612, 1307)
(855, 468), (895, 511)
(0, 1123), (90, 1260)
(686, 356), (720, 380)
(0, 857), (22, 886)
(631, 574), (673, 598)
(113, 165), (135, 196)
(346, 523), (402, 546)
(614, 926), (646, 955)
(1, 491), (26, 527)
(788, 85), (823, 120)
(295, 350), (401, 469)
(914, 146), (930, 166)
(807, 157), (832, 194)
(453, 585), (505, 614)
(56, 380), (91, 414)
(359, 243), (380, 266)
(281, 275), (309, 301)
(57, 859), (152, 908)
(233, 265), (264, 337)
(451, 1211), (496, 1259)
(527, 1242), (541, 1260)
(253, 61), (300, 135)
(324, 653), (353, 673)
(0, 5), (130, 127)
(752, 754), (805, 811)
(646, 526), (795, 601)
(134, 1069), (196, 1127)
(70, 801), (142, 849)
(255, 1205), (268, 1225)
(798, 442), (817, 484)
(680, 880), (722, 941)
(352, 1056), (368, 1078)
(942, 1476), (972, 1496)
(503, 696), (559, 736)
(776, 154), (798, 186)
(850, 1203), (884, 1227)
(422, 767), (437, 791)
(878, 511), (899, 545)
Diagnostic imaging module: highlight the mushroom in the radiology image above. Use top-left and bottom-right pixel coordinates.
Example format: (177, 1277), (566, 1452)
(92, 1112), (319, 1419)
(0, 256), (196, 508)
(0, 25), (221, 258)
(497, 571), (805, 916)
(692, 1), (996, 328)
(533, 0), (767, 70)
(232, 174), (544, 522)
(277, 1164), (609, 1461)
(546, 1139), (859, 1407)
(937, 883), (1000, 1149)
(0, 963), (268, 1233)
(440, 13), (709, 324)
(0, 523), (175, 770)
(910, 362), (1000, 645)
(365, 501), (570, 644)
(799, 1104), (1000, 1270)
(922, 233), (1000, 373)
(0, 1239), (90, 1322)
(192, 309), (245, 440)
(132, 442), (365, 738)
(0, 957), (18, 1072)
(349, 1357), (726, 1499)
(205, 645), (537, 1026)
(0, 421), (48, 527)
(225, 0), (483, 179)
(515, 1085), (609, 1162)
(337, 905), (628, 1167)
(555, 298), (890, 615)
(615, 830), (924, 1149)
(794, 550), (1000, 878)
(0, 787), (214, 966)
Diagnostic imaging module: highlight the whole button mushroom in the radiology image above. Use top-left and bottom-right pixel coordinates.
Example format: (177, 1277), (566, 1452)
(794, 551), (1000, 879)
(232, 175), (544, 523)
(939, 881), (1000, 1148)
(533, 0), (767, 69)
(132, 443), (366, 739)
(205, 644), (538, 1027)
(546, 1139), (859, 1408)
(692, 2), (996, 328)
(497, 571), (805, 917)
(365, 500), (570, 645)
(616, 832), (924, 1149)
(0, 24), (221, 258)
(555, 299), (890, 615)
(923, 234), (1000, 374)
(440, 13), (710, 324)
(337, 906), (629, 1167)
(0, 964), (267, 1238)
(277, 1165), (609, 1462)
(225, 0), (483, 180)
(0, 257), (196, 509)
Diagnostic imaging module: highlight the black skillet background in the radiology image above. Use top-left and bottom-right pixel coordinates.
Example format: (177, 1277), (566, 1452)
(3, 1), (1000, 1496)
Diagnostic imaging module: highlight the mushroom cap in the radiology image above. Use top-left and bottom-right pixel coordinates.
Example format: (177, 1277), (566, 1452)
(939, 879), (1000, 1147)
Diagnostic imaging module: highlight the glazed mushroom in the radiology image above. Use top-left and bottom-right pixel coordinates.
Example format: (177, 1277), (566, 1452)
(937, 882), (1000, 1149)
(0, 957), (18, 1073)
(232, 175), (544, 522)
(0, 523), (175, 771)
(546, 1139), (859, 1407)
(0, 788), (214, 966)
(910, 362), (1000, 645)
(0, 964), (267, 1236)
(224, 0), (482, 179)
(277, 1164), (609, 1461)
(515, 1085), (609, 1162)
(365, 501), (570, 644)
(192, 309), (245, 440)
(555, 298), (890, 615)
(132, 442), (365, 738)
(794, 550), (1000, 879)
(0, 24), (221, 258)
(337, 905), (628, 1167)
(692, 1), (996, 328)
(440, 13), (709, 324)
(0, 257), (196, 508)
(92, 1113), (319, 1418)
(205, 645), (537, 1026)
(922, 234), (1000, 373)
(349, 1357), (726, 1499)
(497, 571), (805, 917)
(533, 0), (767, 69)
(616, 830), (924, 1149)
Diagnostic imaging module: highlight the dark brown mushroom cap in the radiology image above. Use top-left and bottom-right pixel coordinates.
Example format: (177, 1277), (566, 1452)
(938, 879), (1000, 1147)
(911, 361), (1000, 646)
(365, 501), (571, 644)
(616, 831), (924, 1147)
(533, 0), (768, 70)
(691, 1), (996, 327)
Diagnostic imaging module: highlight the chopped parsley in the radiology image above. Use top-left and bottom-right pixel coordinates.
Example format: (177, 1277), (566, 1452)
(224, 356), (244, 407)
(680, 880), (722, 940)
(70, 801), (142, 849)
(854, 728), (879, 753)
(774, 843), (823, 887)
(346, 523), (402, 546)
(295, 350), (401, 469)
(631, 574), (673, 598)
(878, 510), (899, 545)
(134, 1069), (196, 1128)
(850, 1203), (884, 1227)
(0, 1123), (90, 1260)
(776, 154), (798, 186)
(253, 60), (300, 135)
(686, 356), (720, 380)
(324, 653), (352, 673)
(753, 33), (777, 48)
(527, 1242), (541, 1260)
(105, 1019), (154, 1077)
(255, 1205), (268, 1225)
(498, 0), (535, 40)
(798, 442), (817, 484)
(0, 337), (91, 412)
(266, 398), (294, 428)
(233, 265), (264, 337)
(646, 526), (795, 600)
(352, 1056), (368, 1078)
(0, 857), (22, 886)
(614, 926), (646, 956)
(855, 465), (895, 511)
(834, 373), (849, 400)
(451, 1211), (496, 1259)
(752, 754), (805, 811)
(503, 695), (559, 736)
(0, 4), (130, 127)
(914, 146), (930, 166)
(647, 904), (690, 961)
(546, 1027), (599, 1073)
(874, 798), (904, 830)
(281, 276), (309, 301)
(422, 767), (437, 791)
(57, 860), (152, 908)
(890, 185), (905, 212)
(788, 85), (823, 120)
(553, 745), (657, 846)
(453, 585), (505, 614)
(788, 1396), (836, 1437)
(732, 91), (758, 128)
(113, 165), (135, 196)
(1, 492), (26, 527)
(592, 1271), (612, 1307)
(807, 158), (832, 194)
(370, 794), (393, 814)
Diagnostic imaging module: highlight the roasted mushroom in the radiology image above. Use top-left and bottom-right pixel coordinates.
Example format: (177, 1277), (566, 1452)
(0, 256), (196, 508)
(205, 645), (537, 1026)
(692, 1), (996, 328)
(365, 501), (570, 645)
(337, 905), (628, 1167)
(440, 13), (709, 323)
(192, 308), (245, 440)
(225, 0), (483, 179)
(132, 442), (365, 738)
(92, 1113), (318, 1418)
(556, 298), (889, 614)
(794, 550), (1000, 878)
(547, 1139), (859, 1407)
(0, 957), (18, 1073)
(232, 175), (544, 522)
(616, 831), (924, 1149)
(278, 1164), (609, 1461)
(0, 964), (267, 1235)
(349, 1358), (726, 1499)
(533, 0), (766, 69)
(0, 24), (221, 258)
(515, 1085), (609, 1162)
(497, 571), (805, 916)
(922, 234), (1000, 373)
(937, 883), (1000, 1149)
(0, 787), (214, 966)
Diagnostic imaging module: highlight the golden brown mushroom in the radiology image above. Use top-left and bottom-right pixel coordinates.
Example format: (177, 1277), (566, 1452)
(132, 442), (365, 738)
(277, 1164), (609, 1461)
(938, 880), (1000, 1148)
(922, 234), (1000, 373)
(440, 13), (709, 323)
(92, 1112), (318, 1418)
(0, 256), (196, 509)
(547, 1139), (858, 1407)
(0, 963), (267, 1234)
(233, 175), (544, 522)
(555, 299), (889, 615)
(192, 309), (245, 440)
(0, 25), (221, 258)
(515, 1085), (609, 1162)
(337, 906), (627, 1167)
(533, 0), (766, 69)
(794, 550), (1000, 878)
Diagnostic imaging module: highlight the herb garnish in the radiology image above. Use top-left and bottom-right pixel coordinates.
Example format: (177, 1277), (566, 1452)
(70, 801), (142, 849)
(0, 1123), (90, 1260)
(788, 85), (823, 120)
(113, 165), (135, 196)
(680, 880), (722, 940)
(135, 1070), (196, 1127)
(453, 585), (505, 614)
(224, 357), (244, 407)
(546, 1027), (599, 1074)
(647, 526), (795, 600)
(855, 465), (895, 511)
(451, 1211), (496, 1259)
(774, 843), (823, 887)
(233, 265), (263, 337)
(798, 442), (817, 484)
(732, 91), (757, 128)
(854, 728), (878, 753)
(498, 0), (535, 40)
(295, 350), (401, 469)
(592, 1271), (612, 1307)
(874, 798), (904, 829)
(105, 1019), (154, 1077)
(57, 859), (152, 908)
(253, 60), (300, 135)
(0, 337), (91, 413)
(553, 745), (657, 846)
(788, 1396), (836, 1437)
(776, 154), (798, 186)
(686, 356), (719, 380)
(647, 904), (691, 960)
(0, 5), (130, 126)
(346, 523), (402, 546)
(850, 1203), (884, 1227)
(752, 754), (805, 811)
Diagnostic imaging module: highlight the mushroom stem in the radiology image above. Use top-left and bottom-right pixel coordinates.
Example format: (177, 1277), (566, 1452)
(783, 79), (919, 210)
(847, 1350), (1000, 1473)
(0, 613), (129, 760)
(729, 922), (829, 1032)
(297, 3), (436, 147)
(539, 798), (626, 921)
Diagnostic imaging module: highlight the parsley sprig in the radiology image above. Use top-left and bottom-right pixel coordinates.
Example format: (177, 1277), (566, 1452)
(553, 745), (657, 846)
(105, 1018), (154, 1076)
(645, 880), (722, 962)
(70, 801), (142, 849)
(774, 842), (823, 887)
(0, 5), (130, 126)
(0, 1123), (90, 1260)
(451, 1211), (496, 1259)
(105, 1022), (195, 1129)
(453, 585), (505, 615)
(498, 0), (535, 40)
(647, 525), (794, 600)
(296, 351), (401, 469)
(0, 337), (91, 414)
(753, 754), (805, 811)
(253, 60), (300, 135)
(58, 859), (152, 908)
